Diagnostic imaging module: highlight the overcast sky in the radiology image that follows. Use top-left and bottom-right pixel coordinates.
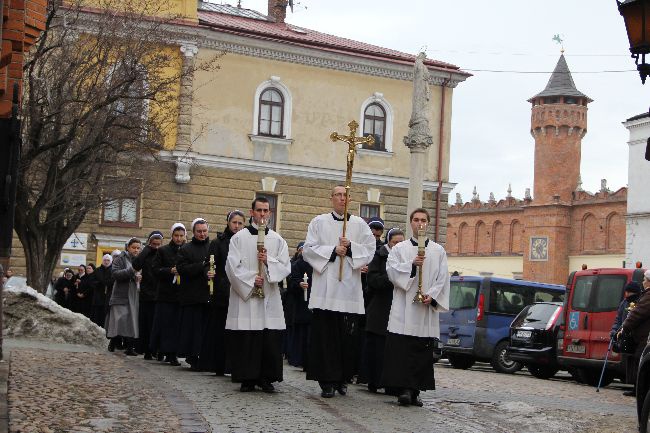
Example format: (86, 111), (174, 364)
(237, 0), (647, 203)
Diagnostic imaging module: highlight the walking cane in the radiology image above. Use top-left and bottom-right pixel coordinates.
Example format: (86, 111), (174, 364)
(596, 337), (615, 392)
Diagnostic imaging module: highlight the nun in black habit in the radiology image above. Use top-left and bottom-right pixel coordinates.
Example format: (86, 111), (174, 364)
(150, 223), (186, 366)
(198, 210), (245, 373)
(176, 218), (211, 370)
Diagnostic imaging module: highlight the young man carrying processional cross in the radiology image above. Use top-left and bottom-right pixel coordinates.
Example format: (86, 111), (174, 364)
(303, 185), (376, 398)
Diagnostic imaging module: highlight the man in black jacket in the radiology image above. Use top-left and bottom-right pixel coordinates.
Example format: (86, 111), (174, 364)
(177, 218), (211, 370)
(133, 231), (164, 360)
(151, 223), (186, 366)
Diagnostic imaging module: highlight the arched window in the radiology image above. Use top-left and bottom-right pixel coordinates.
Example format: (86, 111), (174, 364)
(363, 103), (386, 151)
(258, 88), (284, 137)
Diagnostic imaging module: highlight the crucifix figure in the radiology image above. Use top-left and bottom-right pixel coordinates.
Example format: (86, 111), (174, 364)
(330, 120), (374, 281)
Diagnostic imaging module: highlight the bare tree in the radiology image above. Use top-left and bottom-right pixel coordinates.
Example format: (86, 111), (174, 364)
(16, 0), (219, 293)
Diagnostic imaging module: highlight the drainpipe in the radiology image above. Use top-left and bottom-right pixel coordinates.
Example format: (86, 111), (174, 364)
(434, 74), (451, 243)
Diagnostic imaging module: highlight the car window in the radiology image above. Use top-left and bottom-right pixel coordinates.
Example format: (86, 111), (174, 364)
(489, 283), (530, 315)
(534, 290), (564, 303)
(449, 281), (479, 310)
(592, 275), (626, 312)
(571, 276), (596, 311)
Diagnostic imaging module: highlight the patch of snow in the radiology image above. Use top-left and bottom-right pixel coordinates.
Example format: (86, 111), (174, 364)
(2, 277), (107, 349)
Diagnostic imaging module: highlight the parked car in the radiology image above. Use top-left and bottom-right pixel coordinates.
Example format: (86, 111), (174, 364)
(558, 267), (646, 387)
(439, 276), (565, 374)
(507, 302), (563, 379)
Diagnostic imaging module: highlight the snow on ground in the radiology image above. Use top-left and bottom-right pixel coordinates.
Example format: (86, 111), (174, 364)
(3, 277), (107, 349)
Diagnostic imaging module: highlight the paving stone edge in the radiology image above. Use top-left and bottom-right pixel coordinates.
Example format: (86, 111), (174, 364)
(0, 353), (9, 433)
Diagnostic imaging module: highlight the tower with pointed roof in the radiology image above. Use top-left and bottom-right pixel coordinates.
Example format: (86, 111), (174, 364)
(528, 54), (592, 204)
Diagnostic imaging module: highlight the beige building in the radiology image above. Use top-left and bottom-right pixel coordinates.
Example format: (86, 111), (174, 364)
(10, 1), (469, 275)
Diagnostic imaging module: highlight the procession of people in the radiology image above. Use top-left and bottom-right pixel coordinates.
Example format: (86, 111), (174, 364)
(52, 187), (450, 406)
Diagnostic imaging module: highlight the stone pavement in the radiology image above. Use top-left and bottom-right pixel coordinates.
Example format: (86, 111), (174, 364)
(4, 339), (209, 433)
(136, 357), (637, 433)
(2, 338), (640, 432)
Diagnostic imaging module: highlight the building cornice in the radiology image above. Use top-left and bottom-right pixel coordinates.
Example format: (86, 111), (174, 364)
(161, 151), (456, 193)
(71, 11), (469, 87)
(623, 116), (650, 129)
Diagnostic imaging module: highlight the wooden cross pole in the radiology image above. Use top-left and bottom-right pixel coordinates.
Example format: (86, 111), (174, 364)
(330, 120), (374, 281)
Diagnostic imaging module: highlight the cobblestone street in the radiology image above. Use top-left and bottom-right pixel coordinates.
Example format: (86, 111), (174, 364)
(4, 339), (639, 432)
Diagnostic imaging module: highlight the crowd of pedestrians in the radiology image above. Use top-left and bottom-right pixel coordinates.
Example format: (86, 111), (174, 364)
(47, 188), (450, 406)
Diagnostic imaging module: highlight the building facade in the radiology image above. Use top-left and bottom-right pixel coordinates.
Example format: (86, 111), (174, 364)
(447, 55), (627, 285)
(9, 0), (470, 276)
(624, 112), (650, 268)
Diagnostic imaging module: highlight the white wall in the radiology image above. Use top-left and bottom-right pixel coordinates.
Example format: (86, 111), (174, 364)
(624, 114), (650, 267)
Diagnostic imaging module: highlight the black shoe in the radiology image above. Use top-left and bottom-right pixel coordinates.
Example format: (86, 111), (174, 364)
(144, 352), (153, 360)
(258, 381), (275, 393)
(240, 383), (255, 392)
(368, 384), (378, 393)
(168, 356), (181, 367)
(320, 383), (334, 398)
(398, 390), (411, 406)
(623, 389), (636, 397)
(411, 391), (423, 407)
(336, 383), (347, 396)
(124, 347), (137, 356)
(157, 352), (165, 362)
(107, 339), (116, 352)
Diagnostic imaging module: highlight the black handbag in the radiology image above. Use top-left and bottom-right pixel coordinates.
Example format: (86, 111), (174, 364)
(617, 330), (637, 354)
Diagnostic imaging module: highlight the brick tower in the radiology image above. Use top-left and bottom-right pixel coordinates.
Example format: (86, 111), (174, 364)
(523, 55), (592, 283)
(529, 54), (592, 204)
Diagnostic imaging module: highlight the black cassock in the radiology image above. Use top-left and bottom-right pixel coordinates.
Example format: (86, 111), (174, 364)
(150, 241), (182, 355)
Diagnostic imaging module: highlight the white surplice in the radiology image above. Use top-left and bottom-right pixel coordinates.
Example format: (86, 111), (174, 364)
(303, 212), (376, 314)
(386, 238), (450, 338)
(225, 226), (291, 331)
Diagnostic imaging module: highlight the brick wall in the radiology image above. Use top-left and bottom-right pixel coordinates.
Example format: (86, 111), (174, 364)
(0, 0), (47, 117)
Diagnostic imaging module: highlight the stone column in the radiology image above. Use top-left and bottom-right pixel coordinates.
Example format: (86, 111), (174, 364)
(404, 53), (433, 236)
(175, 44), (198, 184)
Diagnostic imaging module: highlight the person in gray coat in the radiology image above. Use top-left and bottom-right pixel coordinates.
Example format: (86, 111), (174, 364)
(106, 238), (142, 355)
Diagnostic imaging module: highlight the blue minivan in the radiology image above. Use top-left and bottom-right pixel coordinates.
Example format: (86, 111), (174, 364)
(440, 276), (565, 373)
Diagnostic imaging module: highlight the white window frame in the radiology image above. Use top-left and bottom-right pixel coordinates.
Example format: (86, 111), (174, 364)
(251, 77), (293, 143)
(358, 92), (394, 153)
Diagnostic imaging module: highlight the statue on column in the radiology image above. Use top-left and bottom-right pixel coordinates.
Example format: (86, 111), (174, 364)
(403, 52), (433, 149)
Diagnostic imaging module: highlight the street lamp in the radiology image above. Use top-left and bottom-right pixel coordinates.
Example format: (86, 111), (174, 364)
(618, 0), (650, 83)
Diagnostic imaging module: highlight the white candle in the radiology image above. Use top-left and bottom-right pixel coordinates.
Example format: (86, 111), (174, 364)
(303, 272), (309, 302)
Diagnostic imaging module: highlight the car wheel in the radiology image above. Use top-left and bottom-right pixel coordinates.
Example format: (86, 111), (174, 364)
(447, 354), (475, 370)
(576, 367), (614, 387)
(527, 364), (559, 379)
(491, 341), (522, 374)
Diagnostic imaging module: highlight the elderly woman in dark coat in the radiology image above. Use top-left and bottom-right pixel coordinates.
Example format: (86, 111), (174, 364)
(619, 270), (650, 396)
(362, 228), (405, 394)
(106, 238), (142, 355)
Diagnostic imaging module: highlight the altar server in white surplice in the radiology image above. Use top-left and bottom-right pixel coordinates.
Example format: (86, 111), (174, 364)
(225, 197), (291, 393)
(381, 207), (450, 408)
(303, 185), (376, 398)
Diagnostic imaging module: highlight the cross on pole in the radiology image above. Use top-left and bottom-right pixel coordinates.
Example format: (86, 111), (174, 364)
(329, 120), (374, 281)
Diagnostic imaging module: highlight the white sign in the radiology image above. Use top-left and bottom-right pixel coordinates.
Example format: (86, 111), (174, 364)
(60, 253), (87, 267)
(63, 233), (88, 251)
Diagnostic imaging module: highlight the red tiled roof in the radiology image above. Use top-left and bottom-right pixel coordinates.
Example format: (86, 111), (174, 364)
(197, 9), (465, 74)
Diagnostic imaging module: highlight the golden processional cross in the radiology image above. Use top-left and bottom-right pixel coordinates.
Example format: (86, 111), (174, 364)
(330, 120), (375, 281)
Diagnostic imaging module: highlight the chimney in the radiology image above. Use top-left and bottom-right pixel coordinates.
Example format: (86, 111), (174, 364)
(268, 0), (288, 23)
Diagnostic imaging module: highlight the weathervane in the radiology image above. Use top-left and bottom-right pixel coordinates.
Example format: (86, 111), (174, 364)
(330, 120), (374, 281)
(552, 34), (565, 53)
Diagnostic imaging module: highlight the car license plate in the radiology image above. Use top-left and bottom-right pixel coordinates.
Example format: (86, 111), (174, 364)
(566, 344), (586, 354)
(516, 330), (532, 338)
(446, 338), (460, 346)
